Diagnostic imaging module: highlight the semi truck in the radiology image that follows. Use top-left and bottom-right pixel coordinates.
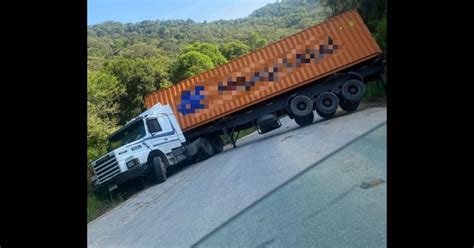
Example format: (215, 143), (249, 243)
(91, 10), (385, 194)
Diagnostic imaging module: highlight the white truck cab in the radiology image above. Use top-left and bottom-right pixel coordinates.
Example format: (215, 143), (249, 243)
(91, 103), (217, 194)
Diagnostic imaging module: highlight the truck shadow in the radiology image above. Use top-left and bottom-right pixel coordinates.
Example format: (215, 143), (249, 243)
(111, 177), (147, 200)
(111, 158), (197, 199)
(219, 107), (367, 152)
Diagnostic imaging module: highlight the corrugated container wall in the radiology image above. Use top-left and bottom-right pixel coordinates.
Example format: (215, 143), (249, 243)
(145, 10), (382, 132)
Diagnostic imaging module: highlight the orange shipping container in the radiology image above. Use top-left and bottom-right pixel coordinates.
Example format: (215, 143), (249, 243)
(145, 10), (382, 132)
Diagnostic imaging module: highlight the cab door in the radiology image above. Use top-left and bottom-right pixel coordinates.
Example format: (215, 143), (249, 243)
(145, 114), (182, 153)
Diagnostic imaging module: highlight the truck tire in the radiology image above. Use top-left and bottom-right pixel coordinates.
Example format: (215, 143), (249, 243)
(152, 156), (167, 184)
(339, 99), (360, 112)
(197, 137), (215, 160)
(315, 92), (339, 118)
(289, 95), (313, 117)
(210, 136), (224, 154)
(341, 79), (365, 103)
(295, 112), (314, 126)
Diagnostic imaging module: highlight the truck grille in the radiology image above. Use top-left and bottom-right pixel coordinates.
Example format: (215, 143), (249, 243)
(93, 153), (121, 184)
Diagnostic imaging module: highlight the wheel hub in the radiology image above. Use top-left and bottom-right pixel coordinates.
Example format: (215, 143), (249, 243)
(348, 85), (358, 95)
(297, 102), (307, 110)
(323, 98), (332, 107)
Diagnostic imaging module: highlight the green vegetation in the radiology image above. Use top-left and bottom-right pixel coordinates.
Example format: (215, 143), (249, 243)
(220, 127), (258, 145)
(321, 0), (387, 99)
(182, 43), (227, 66)
(88, 195), (124, 223)
(171, 51), (215, 82)
(87, 0), (387, 221)
(236, 127), (258, 140)
(219, 41), (250, 60)
(364, 68), (387, 102)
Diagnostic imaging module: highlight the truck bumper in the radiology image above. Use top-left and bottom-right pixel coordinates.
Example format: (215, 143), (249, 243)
(93, 163), (150, 194)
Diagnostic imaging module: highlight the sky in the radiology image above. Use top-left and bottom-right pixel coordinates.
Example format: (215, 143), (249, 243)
(88, 0), (278, 25)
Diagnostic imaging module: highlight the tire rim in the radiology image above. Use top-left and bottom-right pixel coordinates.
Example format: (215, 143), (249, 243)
(348, 85), (359, 95)
(322, 98), (333, 107)
(297, 102), (307, 111)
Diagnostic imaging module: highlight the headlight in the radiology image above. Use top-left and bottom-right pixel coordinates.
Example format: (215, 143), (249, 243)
(126, 158), (140, 169)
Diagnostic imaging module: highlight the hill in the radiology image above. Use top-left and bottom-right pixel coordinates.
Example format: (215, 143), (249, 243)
(87, 0), (329, 60)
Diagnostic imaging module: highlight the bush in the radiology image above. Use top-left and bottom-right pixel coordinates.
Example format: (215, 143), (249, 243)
(364, 80), (386, 102)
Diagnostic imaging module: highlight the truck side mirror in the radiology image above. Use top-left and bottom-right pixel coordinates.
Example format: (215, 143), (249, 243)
(146, 118), (162, 134)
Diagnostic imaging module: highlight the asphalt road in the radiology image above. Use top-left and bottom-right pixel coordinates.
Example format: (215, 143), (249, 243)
(88, 105), (387, 248)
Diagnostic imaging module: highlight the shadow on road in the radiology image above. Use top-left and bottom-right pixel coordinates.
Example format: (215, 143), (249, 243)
(221, 106), (371, 152)
(111, 157), (199, 200)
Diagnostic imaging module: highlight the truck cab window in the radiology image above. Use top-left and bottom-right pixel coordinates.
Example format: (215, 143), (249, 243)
(107, 120), (146, 151)
(146, 118), (162, 133)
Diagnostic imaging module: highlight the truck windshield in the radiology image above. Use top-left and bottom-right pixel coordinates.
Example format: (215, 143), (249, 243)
(108, 120), (146, 151)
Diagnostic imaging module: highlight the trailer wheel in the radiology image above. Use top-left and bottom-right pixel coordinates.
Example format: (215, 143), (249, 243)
(315, 92), (339, 118)
(341, 79), (365, 103)
(197, 137), (215, 160)
(151, 156), (167, 184)
(295, 112), (314, 126)
(210, 136), (224, 154)
(339, 99), (360, 112)
(289, 95), (313, 117)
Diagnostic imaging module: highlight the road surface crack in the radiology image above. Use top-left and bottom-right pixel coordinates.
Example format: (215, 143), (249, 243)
(255, 238), (275, 248)
(306, 184), (359, 219)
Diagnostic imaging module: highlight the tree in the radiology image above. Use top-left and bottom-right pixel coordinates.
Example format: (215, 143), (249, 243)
(87, 70), (124, 120)
(171, 51), (214, 83)
(87, 70), (124, 164)
(256, 38), (268, 49)
(321, 0), (386, 52)
(104, 55), (172, 124)
(321, 0), (385, 30)
(247, 32), (268, 50)
(87, 103), (118, 163)
(88, 56), (106, 71)
(87, 0), (329, 59)
(220, 41), (250, 60)
(181, 42), (227, 66)
(296, 17), (317, 29)
(374, 14), (386, 51)
(118, 43), (163, 58)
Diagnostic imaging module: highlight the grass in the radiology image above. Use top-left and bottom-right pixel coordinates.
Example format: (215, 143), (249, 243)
(236, 127), (258, 139)
(364, 79), (386, 103)
(87, 194), (124, 223)
(220, 126), (258, 145)
(87, 169), (124, 223)
(364, 66), (387, 103)
(87, 177), (151, 223)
